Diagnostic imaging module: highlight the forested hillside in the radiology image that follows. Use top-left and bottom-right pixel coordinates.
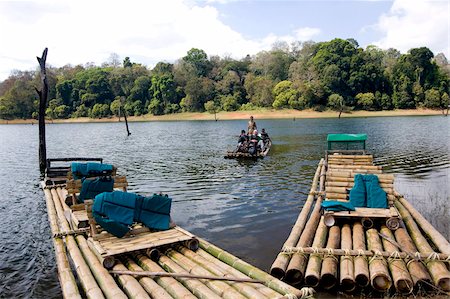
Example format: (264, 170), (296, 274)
(1, 38), (449, 120)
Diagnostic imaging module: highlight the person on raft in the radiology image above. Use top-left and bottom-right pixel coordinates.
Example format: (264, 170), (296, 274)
(236, 129), (249, 152)
(260, 128), (271, 151)
(248, 129), (261, 155)
(248, 116), (257, 134)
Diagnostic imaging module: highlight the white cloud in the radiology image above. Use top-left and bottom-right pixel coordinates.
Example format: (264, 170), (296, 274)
(373, 0), (449, 57)
(294, 27), (321, 41)
(0, 0), (316, 80)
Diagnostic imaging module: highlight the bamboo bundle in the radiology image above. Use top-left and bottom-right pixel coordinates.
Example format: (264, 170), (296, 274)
(366, 229), (392, 291)
(123, 257), (173, 299)
(324, 193), (347, 200)
(327, 169), (383, 174)
(397, 197), (450, 254)
(379, 226), (413, 293)
(166, 248), (247, 299)
(195, 248), (281, 298)
(43, 188), (81, 299)
(340, 224), (355, 292)
(177, 246), (268, 299)
(270, 159), (324, 279)
(328, 154), (373, 159)
(112, 262), (150, 299)
(285, 195), (324, 284)
(157, 254), (222, 299)
(320, 226), (340, 289)
(352, 222), (369, 287)
(199, 239), (304, 298)
(76, 235), (127, 298)
(134, 253), (196, 299)
(304, 218), (329, 287)
(395, 201), (450, 291)
(393, 228), (432, 289)
(50, 189), (106, 298)
(327, 165), (381, 170)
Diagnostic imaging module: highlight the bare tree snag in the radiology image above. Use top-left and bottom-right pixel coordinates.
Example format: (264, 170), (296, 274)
(36, 48), (48, 174)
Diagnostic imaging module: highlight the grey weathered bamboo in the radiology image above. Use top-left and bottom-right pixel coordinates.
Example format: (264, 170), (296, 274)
(320, 226), (340, 289)
(380, 226), (413, 293)
(340, 224), (355, 292)
(366, 229), (392, 291)
(304, 218), (328, 287)
(396, 195), (450, 254)
(395, 200), (450, 291)
(50, 188), (106, 298)
(43, 187), (81, 299)
(113, 262), (150, 299)
(199, 239), (305, 298)
(270, 159), (324, 279)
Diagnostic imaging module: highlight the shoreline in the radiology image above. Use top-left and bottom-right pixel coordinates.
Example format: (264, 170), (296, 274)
(0, 108), (445, 124)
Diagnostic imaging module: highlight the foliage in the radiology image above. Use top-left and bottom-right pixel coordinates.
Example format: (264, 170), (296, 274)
(0, 43), (449, 120)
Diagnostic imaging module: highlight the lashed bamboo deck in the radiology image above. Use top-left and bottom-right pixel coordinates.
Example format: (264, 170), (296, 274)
(224, 140), (272, 159)
(271, 154), (450, 295)
(41, 163), (311, 299)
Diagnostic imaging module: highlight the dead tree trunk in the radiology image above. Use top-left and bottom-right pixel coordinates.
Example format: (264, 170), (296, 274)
(35, 48), (48, 174)
(121, 106), (131, 136)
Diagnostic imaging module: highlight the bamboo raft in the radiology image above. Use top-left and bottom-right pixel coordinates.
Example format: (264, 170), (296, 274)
(41, 158), (313, 299)
(224, 140), (272, 159)
(270, 153), (450, 295)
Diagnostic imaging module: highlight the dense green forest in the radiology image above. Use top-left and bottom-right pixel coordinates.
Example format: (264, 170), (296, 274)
(1, 38), (449, 120)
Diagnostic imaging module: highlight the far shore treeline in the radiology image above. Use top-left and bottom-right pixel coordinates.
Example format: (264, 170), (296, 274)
(1, 38), (449, 120)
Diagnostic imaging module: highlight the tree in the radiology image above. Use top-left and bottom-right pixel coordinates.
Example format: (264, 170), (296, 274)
(423, 88), (441, 108)
(204, 100), (220, 120)
(355, 92), (376, 110)
(244, 74), (274, 107)
(272, 80), (300, 109)
(182, 48), (212, 77)
(328, 93), (346, 118)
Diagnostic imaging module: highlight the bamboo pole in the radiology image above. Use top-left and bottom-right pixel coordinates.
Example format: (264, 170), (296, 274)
(76, 236), (127, 298)
(36, 48), (48, 174)
(195, 248), (281, 298)
(304, 218), (328, 287)
(395, 201), (450, 291)
(320, 226), (340, 289)
(379, 226), (413, 294)
(366, 228), (392, 291)
(177, 246), (267, 299)
(134, 253), (196, 299)
(199, 239), (304, 298)
(50, 188), (105, 299)
(327, 154), (373, 159)
(270, 159), (324, 279)
(340, 224), (355, 292)
(397, 196), (450, 254)
(157, 254), (222, 299)
(352, 222), (369, 287)
(43, 188), (81, 299)
(327, 165), (381, 170)
(393, 228), (433, 289)
(123, 256), (173, 299)
(285, 194), (324, 284)
(326, 181), (393, 188)
(112, 262), (150, 299)
(165, 249), (248, 299)
(327, 176), (393, 184)
(326, 172), (392, 179)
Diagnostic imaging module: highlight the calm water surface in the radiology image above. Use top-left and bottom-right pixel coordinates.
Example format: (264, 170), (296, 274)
(0, 116), (448, 298)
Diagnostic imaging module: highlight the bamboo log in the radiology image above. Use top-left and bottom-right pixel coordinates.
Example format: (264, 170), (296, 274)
(76, 236), (127, 298)
(112, 262), (150, 299)
(352, 222), (369, 287)
(285, 195), (324, 284)
(177, 246), (267, 299)
(327, 165), (381, 170)
(326, 172), (392, 179)
(327, 176), (393, 184)
(123, 257), (173, 299)
(397, 197), (450, 254)
(43, 188), (81, 299)
(366, 229), (392, 291)
(166, 249), (248, 299)
(394, 228), (433, 289)
(134, 253), (196, 299)
(50, 188), (105, 299)
(380, 226), (413, 294)
(199, 239), (303, 298)
(340, 224), (355, 292)
(270, 159), (324, 279)
(326, 181), (393, 188)
(304, 218), (328, 287)
(158, 254), (222, 299)
(395, 201), (450, 291)
(195, 248), (281, 298)
(320, 226), (340, 289)
(327, 154), (373, 159)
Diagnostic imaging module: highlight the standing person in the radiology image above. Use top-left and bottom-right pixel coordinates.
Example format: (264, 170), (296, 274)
(247, 116), (257, 134)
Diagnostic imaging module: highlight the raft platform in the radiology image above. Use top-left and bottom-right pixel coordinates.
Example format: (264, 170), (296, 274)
(42, 158), (311, 299)
(224, 140), (272, 159)
(270, 137), (450, 295)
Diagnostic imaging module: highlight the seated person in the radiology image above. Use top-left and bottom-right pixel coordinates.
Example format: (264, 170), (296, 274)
(236, 130), (249, 153)
(260, 128), (271, 150)
(248, 130), (261, 155)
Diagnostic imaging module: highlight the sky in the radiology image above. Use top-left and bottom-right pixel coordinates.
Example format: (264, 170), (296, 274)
(0, 0), (449, 81)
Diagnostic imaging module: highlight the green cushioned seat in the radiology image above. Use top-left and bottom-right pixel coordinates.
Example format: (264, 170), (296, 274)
(321, 200), (355, 212)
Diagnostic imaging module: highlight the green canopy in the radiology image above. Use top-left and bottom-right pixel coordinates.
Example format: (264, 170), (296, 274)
(327, 134), (367, 150)
(327, 134), (367, 142)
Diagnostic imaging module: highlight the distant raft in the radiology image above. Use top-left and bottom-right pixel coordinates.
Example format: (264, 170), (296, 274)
(224, 139), (272, 159)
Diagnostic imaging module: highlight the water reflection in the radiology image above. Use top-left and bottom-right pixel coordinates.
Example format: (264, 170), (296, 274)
(0, 116), (448, 297)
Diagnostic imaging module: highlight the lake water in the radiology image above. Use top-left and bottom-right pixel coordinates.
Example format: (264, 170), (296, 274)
(0, 116), (448, 298)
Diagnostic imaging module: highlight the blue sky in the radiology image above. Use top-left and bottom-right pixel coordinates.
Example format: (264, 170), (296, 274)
(0, 0), (448, 81)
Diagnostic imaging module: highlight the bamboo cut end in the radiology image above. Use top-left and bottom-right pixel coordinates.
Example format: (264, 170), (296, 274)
(285, 269), (303, 285)
(341, 278), (356, 292)
(305, 275), (319, 287)
(270, 267), (286, 280)
(321, 273), (337, 289)
(437, 277), (450, 292)
(396, 279), (413, 294)
(355, 274), (370, 287)
(372, 274), (392, 291)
